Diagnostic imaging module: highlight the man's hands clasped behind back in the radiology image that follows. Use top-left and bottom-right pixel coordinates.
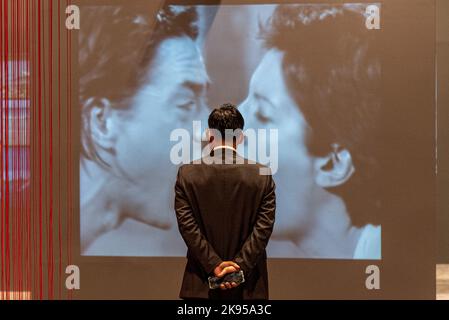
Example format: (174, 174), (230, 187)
(213, 261), (241, 290)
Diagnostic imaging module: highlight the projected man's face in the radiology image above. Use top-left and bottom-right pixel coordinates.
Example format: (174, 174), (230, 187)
(240, 49), (320, 241)
(111, 36), (209, 228)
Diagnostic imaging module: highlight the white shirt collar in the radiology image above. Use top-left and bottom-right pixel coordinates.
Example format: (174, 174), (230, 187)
(212, 145), (237, 152)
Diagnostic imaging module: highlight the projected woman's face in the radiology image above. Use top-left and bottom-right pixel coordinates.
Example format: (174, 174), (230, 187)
(240, 49), (320, 242)
(111, 36), (209, 228)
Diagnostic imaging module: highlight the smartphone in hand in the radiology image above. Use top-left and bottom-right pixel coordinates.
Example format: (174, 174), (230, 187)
(208, 270), (245, 289)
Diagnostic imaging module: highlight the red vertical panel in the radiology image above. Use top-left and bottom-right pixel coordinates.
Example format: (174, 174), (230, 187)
(4, 0), (10, 300)
(57, 0), (62, 300)
(0, 0), (4, 299)
(0, 0), (72, 300)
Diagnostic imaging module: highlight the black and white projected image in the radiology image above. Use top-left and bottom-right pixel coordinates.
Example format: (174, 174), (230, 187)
(79, 3), (382, 259)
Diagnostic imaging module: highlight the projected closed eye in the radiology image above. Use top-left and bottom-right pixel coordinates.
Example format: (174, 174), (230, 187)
(255, 108), (271, 124)
(177, 100), (196, 111)
(254, 93), (275, 124)
(175, 81), (208, 113)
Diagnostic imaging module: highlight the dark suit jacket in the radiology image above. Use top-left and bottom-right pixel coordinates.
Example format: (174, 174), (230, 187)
(174, 148), (276, 299)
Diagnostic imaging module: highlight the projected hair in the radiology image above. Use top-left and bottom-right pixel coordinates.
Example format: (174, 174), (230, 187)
(79, 4), (198, 166)
(262, 4), (382, 226)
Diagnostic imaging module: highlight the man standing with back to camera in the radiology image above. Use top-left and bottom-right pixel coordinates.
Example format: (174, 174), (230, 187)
(174, 103), (276, 300)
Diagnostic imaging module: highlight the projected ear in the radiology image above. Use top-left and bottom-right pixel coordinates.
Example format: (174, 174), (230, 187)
(205, 128), (213, 143)
(314, 144), (355, 188)
(206, 128), (215, 144)
(89, 98), (117, 152)
(206, 128), (222, 145)
(235, 129), (244, 146)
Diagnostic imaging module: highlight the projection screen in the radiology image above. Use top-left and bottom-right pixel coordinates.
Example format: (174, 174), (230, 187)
(79, 2), (383, 260)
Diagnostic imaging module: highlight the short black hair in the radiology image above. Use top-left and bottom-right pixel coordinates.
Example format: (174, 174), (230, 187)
(208, 103), (245, 142)
(262, 4), (382, 226)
